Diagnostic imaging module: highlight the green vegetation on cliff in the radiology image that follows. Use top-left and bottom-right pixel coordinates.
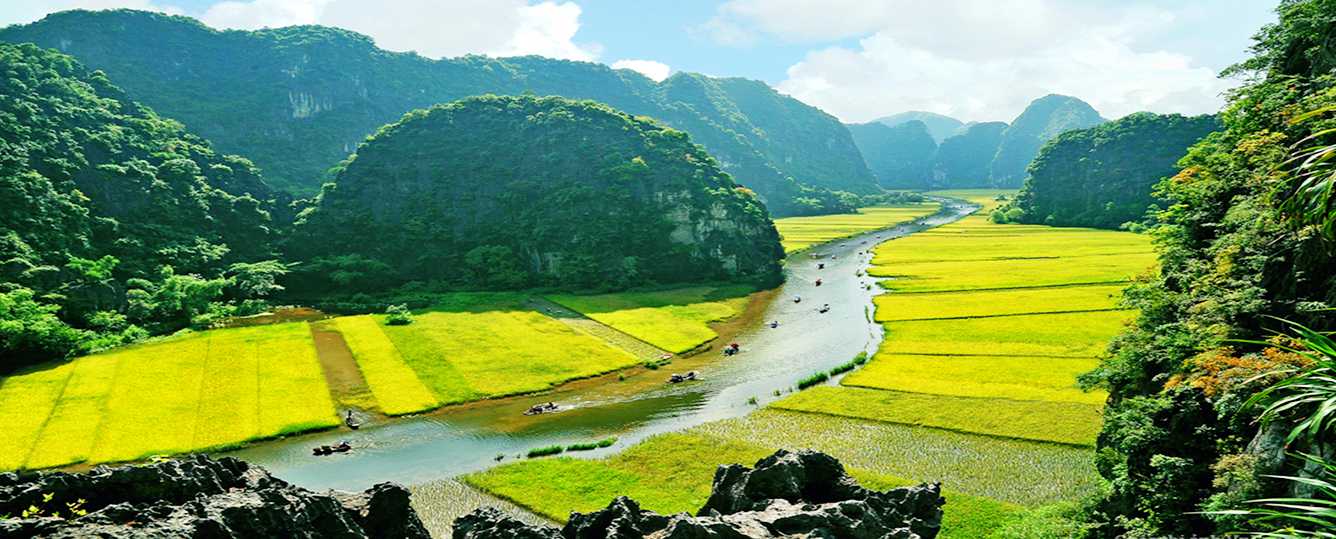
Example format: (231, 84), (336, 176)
(290, 95), (784, 295)
(990, 95), (1105, 187)
(1008, 112), (1220, 228)
(0, 42), (285, 368)
(0, 9), (874, 215)
(1079, 2), (1336, 536)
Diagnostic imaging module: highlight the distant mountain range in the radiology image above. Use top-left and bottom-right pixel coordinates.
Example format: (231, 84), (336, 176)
(0, 9), (876, 216)
(851, 95), (1107, 189)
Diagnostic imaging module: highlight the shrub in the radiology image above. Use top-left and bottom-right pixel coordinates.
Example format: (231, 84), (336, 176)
(566, 438), (617, 452)
(796, 371), (831, 390)
(527, 445), (565, 458)
(828, 352), (869, 377)
(385, 304), (413, 326)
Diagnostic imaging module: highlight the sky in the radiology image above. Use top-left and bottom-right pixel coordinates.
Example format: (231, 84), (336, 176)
(1, 0), (1279, 123)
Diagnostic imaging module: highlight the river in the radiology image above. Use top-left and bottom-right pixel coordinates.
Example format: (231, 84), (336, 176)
(224, 197), (976, 526)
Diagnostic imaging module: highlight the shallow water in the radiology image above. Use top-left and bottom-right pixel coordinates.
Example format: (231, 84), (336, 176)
(224, 199), (976, 523)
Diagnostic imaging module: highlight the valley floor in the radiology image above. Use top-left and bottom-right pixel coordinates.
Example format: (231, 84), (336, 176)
(462, 190), (1156, 537)
(0, 204), (939, 473)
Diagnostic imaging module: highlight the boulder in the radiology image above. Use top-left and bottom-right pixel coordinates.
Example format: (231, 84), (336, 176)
(453, 449), (945, 539)
(0, 455), (429, 539)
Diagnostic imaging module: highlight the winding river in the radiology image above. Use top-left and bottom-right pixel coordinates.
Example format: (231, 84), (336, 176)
(225, 197), (977, 526)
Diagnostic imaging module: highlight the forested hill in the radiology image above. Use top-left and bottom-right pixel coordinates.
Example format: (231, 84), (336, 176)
(846, 120), (937, 189)
(0, 42), (282, 363)
(289, 95), (784, 294)
(932, 121), (1008, 188)
(1008, 112), (1220, 228)
(989, 94), (1105, 186)
(0, 9), (875, 216)
(874, 111), (964, 143)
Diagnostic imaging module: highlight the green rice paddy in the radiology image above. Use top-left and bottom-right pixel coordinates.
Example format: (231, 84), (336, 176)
(547, 285), (753, 353)
(773, 203), (941, 253)
(465, 428), (1034, 539)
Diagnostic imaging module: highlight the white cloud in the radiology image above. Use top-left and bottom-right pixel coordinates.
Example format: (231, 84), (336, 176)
(611, 59), (671, 81)
(0, 0), (182, 26)
(200, 0), (597, 61)
(705, 0), (1237, 123)
(201, 0), (325, 29)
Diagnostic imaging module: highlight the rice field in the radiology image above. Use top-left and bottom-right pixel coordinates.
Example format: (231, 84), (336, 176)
(0, 323), (339, 471)
(334, 315), (440, 415)
(871, 253), (1157, 292)
(547, 285), (753, 353)
(372, 308), (641, 405)
(879, 310), (1133, 357)
(465, 428), (1035, 538)
(842, 354), (1104, 404)
(771, 386), (1102, 446)
(773, 203), (941, 253)
(874, 284), (1126, 321)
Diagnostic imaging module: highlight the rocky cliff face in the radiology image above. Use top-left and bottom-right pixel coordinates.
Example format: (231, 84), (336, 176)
(290, 95), (785, 293)
(0, 455), (429, 538)
(453, 449), (946, 539)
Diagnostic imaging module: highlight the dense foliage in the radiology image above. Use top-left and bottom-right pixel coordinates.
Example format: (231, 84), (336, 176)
(1007, 112), (1220, 228)
(990, 95), (1105, 187)
(874, 111), (964, 143)
(847, 120), (938, 189)
(1081, 1), (1336, 536)
(0, 42), (285, 369)
(290, 95), (784, 297)
(932, 122), (1008, 188)
(0, 9), (873, 216)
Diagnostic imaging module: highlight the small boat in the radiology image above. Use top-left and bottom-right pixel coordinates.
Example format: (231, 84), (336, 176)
(524, 402), (559, 416)
(668, 371), (699, 384)
(312, 441), (352, 456)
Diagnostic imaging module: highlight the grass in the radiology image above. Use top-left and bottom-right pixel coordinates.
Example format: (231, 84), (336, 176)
(773, 203), (941, 253)
(467, 427), (1060, 538)
(843, 354), (1106, 405)
(881, 310), (1133, 358)
(547, 285), (752, 353)
(0, 323), (339, 471)
(873, 229), (1152, 265)
(874, 285), (1127, 322)
(334, 315), (439, 415)
(378, 307), (640, 405)
(771, 386), (1102, 446)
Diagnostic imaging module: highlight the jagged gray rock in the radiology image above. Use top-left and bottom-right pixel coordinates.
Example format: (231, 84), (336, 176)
(453, 449), (945, 539)
(0, 454), (429, 539)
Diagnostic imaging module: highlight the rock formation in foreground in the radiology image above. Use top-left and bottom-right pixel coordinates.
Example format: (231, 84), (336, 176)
(0, 455), (429, 538)
(453, 449), (946, 539)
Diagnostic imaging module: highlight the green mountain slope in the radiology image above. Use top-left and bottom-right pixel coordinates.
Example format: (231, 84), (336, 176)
(989, 94), (1105, 187)
(0, 42), (281, 365)
(1011, 112), (1220, 228)
(289, 95), (784, 294)
(875, 111), (965, 143)
(846, 120), (938, 189)
(932, 121), (1008, 188)
(0, 9), (875, 216)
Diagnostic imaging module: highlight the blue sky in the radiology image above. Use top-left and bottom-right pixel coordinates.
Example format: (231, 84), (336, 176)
(2, 1), (1279, 123)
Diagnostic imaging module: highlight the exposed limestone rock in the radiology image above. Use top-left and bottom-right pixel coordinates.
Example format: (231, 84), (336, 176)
(0, 455), (429, 539)
(453, 449), (945, 539)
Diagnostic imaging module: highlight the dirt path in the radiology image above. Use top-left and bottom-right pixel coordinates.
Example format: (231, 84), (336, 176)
(526, 297), (670, 361)
(309, 321), (379, 415)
